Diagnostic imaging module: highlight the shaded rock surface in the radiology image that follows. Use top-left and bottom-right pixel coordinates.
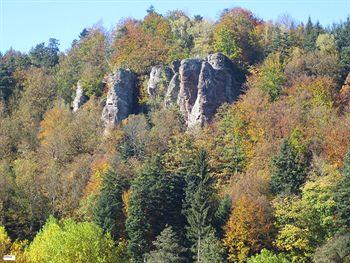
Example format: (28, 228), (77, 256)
(72, 81), (88, 112)
(102, 69), (137, 129)
(147, 65), (173, 99)
(164, 73), (180, 107)
(177, 59), (203, 121)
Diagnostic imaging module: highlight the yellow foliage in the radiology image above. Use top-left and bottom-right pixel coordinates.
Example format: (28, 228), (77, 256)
(83, 159), (110, 198)
(122, 189), (132, 218)
(274, 225), (312, 263)
(0, 226), (11, 259)
(223, 195), (273, 263)
(0, 227), (28, 263)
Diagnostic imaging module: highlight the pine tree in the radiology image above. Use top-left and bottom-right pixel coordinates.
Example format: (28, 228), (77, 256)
(303, 17), (324, 52)
(270, 139), (311, 195)
(185, 149), (217, 262)
(145, 226), (186, 263)
(0, 63), (14, 102)
(213, 194), (232, 239)
(199, 230), (225, 263)
(126, 155), (185, 262)
(335, 150), (350, 229)
(94, 168), (129, 240)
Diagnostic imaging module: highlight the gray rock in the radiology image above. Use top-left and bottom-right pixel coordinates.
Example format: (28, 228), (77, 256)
(188, 61), (224, 128)
(102, 69), (136, 129)
(164, 73), (180, 107)
(72, 81), (88, 112)
(175, 53), (243, 128)
(177, 59), (203, 123)
(147, 66), (173, 99)
(206, 52), (242, 102)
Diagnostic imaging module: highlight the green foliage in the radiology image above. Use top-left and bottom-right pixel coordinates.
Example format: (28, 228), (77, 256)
(267, 30), (294, 62)
(313, 232), (350, 263)
(145, 226), (186, 263)
(213, 26), (242, 60)
(167, 10), (194, 53)
(198, 230), (225, 263)
(303, 18), (324, 52)
(316, 33), (336, 54)
(213, 8), (263, 65)
(0, 63), (15, 102)
(126, 155), (185, 262)
(26, 217), (120, 263)
(334, 150), (350, 229)
(29, 38), (59, 68)
(56, 27), (107, 101)
(248, 249), (290, 263)
(273, 164), (340, 262)
(184, 150), (218, 261)
(189, 19), (214, 57)
(0, 226), (11, 258)
(95, 166), (130, 240)
(257, 53), (286, 101)
(270, 135), (311, 195)
(332, 17), (350, 81)
(213, 194), (232, 238)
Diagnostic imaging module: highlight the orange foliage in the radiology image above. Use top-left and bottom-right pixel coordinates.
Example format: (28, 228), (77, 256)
(83, 158), (109, 198)
(223, 195), (274, 262)
(111, 16), (182, 74)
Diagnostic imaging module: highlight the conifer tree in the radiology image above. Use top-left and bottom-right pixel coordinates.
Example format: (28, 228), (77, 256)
(199, 230), (225, 263)
(126, 155), (185, 262)
(185, 149), (218, 262)
(270, 139), (311, 195)
(335, 150), (350, 229)
(145, 226), (186, 263)
(94, 168), (129, 240)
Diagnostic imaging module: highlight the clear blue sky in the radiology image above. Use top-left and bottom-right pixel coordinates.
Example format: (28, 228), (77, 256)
(1, 0), (349, 53)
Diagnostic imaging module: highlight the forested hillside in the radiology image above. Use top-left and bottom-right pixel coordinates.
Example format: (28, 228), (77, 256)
(1, 6), (350, 263)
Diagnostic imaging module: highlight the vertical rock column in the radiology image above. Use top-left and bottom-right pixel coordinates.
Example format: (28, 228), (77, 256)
(72, 81), (88, 112)
(102, 69), (137, 131)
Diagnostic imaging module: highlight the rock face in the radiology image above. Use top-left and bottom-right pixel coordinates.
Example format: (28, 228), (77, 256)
(147, 66), (173, 99)
(187, 53), (244, 128)
(72, 81), (88, 112)
(147, 52), (244, 128)
(164, 73), (180, 107)
(177, 59), (203, 122)
(102, 69), (137, 129)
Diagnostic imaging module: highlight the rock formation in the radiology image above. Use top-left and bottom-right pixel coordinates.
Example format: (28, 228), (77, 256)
(164, 73), (180, 107)
(102, 69), (137, 129)
(147, 65), (173, 99)
(187, 53), (244, 128)
(177, 59), (203, 122)
(72, 81), (88, 112)
(148, 52), (244, 128)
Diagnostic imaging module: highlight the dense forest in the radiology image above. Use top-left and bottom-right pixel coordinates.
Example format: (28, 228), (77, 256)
(1, 6), (350, 263)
